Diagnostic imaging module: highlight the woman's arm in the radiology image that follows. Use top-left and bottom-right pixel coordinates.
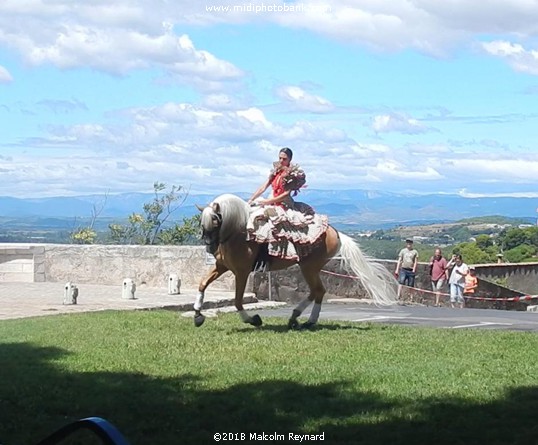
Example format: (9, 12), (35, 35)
(248, 177), (272, 204)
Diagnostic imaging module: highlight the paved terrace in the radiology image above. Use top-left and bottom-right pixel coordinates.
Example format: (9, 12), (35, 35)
(0, 282), (285, 321)
(1, 282), (536, 331)
(1, 244), (537, 324)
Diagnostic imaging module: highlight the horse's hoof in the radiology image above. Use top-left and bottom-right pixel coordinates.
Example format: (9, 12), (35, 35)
(287, 318), (300, 330)
(194, 314), (206, 327)
(249, 314), (263, 327)
(301, 321), (316, 330)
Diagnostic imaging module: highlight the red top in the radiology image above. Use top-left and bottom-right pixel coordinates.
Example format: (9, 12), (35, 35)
(268, 163), (305, 208)
(430, 256), (448, 281)
(271, 169), (287, 197)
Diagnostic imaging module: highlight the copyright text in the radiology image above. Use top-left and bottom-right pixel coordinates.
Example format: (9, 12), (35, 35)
(213, 432), (325, 441)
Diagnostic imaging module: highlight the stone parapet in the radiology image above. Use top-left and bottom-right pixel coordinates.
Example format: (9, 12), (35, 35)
(0, 243), (235, 291)
(251, 259), (538, 311)
(472, 262), (538, 295)
(2, 243), (537, 311)
(0, 244), (45, 283)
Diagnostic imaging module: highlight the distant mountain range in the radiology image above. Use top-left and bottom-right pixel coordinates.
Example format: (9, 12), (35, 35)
(1, 189), (537, 230)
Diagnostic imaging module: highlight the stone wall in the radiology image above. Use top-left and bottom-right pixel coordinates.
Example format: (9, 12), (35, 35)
(252, 259), (538, 310)
(1, 243), (537, 310)
(251, 259), (397, 303)
(473, 262), (538, 295)
(0, 243), (235, 290)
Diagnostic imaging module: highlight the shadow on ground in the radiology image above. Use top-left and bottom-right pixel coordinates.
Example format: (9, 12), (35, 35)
(232, 321), (374, 334)
(1, 342), (537, 445)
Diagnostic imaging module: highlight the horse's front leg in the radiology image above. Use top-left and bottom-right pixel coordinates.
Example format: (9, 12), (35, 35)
(235, 271), (262, 327)
(194, 261), (228, 327)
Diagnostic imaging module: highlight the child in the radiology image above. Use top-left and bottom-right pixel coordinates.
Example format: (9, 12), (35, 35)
(464, 267), (478, 297)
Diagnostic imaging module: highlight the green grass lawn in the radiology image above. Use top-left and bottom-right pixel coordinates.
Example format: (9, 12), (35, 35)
(1, 311), (537, 445)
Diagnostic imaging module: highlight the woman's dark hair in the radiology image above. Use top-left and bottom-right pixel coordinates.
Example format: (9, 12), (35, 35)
(279, 147), (293, 160)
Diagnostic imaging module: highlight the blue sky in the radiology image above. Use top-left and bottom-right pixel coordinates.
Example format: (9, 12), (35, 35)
(1, 0), (538, 199)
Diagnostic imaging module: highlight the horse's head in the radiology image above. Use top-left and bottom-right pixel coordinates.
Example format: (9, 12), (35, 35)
(198, 202), (222, 255)
(197, 194), (250, 255)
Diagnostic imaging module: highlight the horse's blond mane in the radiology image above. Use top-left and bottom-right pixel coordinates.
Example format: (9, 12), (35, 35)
(203, 194), (250, 241)
(200, 207), (215, 231)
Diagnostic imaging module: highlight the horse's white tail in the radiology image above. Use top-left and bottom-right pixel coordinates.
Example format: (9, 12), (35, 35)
(337, 233), (398, 306)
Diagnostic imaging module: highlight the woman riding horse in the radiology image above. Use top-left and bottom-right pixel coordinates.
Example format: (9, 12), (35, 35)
(194, 148), (398, 329)
(246, 147), (324, 263)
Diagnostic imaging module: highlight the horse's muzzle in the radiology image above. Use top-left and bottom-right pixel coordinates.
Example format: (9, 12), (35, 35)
(202, 230), (219, 255)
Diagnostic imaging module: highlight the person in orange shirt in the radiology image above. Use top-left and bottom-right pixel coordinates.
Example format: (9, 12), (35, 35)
(464, 267), (478, 297)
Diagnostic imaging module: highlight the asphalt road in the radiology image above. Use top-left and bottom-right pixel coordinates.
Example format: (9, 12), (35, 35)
(256, 302), (538, 332)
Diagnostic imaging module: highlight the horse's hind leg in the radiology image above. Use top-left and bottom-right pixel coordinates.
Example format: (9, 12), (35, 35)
(288, 263), (326, 330)
(235, 271), (263, 327)
(287, 297), (314, 330)
(194, 261), (228, 327)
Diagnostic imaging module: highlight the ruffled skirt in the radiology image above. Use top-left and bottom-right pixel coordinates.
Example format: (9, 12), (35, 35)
(246, 202), (329, 261)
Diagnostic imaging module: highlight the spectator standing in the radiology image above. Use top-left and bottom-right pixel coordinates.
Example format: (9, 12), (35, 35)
(447, 254), (469, 309)
(395, 239), (419, 298)
(429, 248), (448, 307)
(464, 267), (479, 298)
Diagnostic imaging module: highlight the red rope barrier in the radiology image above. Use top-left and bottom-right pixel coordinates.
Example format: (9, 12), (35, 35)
(321, 269), (360, 279)
(320, 269), (538, 302)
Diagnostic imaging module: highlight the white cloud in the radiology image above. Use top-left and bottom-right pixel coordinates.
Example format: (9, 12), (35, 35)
(200, 94), (250, 110)
(236, 108), (273, 126)
(482, 40), (538, 75)
(3, 104), (538, 197)
(406, 143), (451, 155)
(0, 99), (394, 196)
(459, 189), (538, 198)
(271, 2), (454, 55)
(449, 157), (538, 182)
(302, 0), (538, 54)
(37, 99), (88, 114)
(0, 65), (13, 83)
(371, 113), (432, 134)
(1, 0), (538, 89)
(252, 0), (536, 55)
(275, 85), (334, 113)
(414, 0), (538, 34)
(1, 0), (537, 198)
(375, 161), (443, 180)
(0, 3), (243, 91)
(2, 89), (536, 198)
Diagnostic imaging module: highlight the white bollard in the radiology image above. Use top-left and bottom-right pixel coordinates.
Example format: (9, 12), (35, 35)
(63, 282), (78, 305)
(168, 273), (181, 295)
(122, 278), (136, 300)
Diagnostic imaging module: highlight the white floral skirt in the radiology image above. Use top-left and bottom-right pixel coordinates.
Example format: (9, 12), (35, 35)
(246, 202), (329, 260)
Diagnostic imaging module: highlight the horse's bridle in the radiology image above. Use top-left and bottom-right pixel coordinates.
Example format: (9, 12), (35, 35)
(201, 211), (222, 255)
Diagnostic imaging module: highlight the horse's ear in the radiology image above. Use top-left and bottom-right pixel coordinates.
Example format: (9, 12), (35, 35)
(195, 204), (205, 213)
(212, 202), (220, 213)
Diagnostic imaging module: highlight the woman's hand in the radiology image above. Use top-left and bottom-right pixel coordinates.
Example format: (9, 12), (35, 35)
(248, 198), (267, 207)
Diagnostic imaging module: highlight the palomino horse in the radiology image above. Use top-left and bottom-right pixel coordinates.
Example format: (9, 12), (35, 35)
(194, 194), (397, 329)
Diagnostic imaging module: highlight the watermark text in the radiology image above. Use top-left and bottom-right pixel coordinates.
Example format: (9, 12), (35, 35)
(206, 2), (332, 14)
